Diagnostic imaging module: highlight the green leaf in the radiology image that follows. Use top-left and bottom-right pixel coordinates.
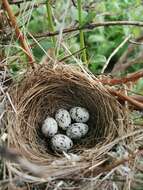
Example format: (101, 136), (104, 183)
(88, 34), (105, 43)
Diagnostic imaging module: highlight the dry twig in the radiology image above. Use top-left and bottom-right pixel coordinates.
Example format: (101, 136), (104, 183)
(101, 35), (131, 73)
(32, 21), (143, 38)
(108, 88), (143, 110)
(100, 70), (143, 86)
(112, 35), (143, 73)
(2, 0), (35, 68)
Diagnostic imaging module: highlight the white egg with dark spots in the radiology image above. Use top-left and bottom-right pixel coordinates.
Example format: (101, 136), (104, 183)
(70, 107), (89, 123)
(51, 134), (73, 152)
(66, 123), (89, 139)
(42, 117), (58, 137)
(55, 109), (71, 130)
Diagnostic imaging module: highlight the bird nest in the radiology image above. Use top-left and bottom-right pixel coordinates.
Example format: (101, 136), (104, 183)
(6, 64), (126, 180)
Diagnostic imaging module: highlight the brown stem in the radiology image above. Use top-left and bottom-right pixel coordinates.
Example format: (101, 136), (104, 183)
(107, 88), (143, 110)
(2, 0), (35, 68)
(8, 0), (33, 4)
(114, 53), (143, 73)
(32, 21), (143, 38)
(130, 95), (143, 103)
(100, 70), (143, 86)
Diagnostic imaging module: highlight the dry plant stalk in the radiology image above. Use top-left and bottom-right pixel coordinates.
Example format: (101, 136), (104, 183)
(2, 0), (35, 68)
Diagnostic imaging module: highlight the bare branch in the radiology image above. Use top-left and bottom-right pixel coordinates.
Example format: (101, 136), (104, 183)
(32, 21), (143, 38)
(2, 0), (35, 68)
(107, 88), (143, 110)
(101, 35), (131, 73)
(112, 35), (143, 73)
(100, 70), (143, 86)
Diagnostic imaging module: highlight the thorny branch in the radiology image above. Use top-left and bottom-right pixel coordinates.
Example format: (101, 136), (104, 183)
(2, 0), (35, 68)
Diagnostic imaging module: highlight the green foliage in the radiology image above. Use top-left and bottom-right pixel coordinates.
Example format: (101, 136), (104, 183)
(28, 6), (48, 33)
(7, 0), (143, 76)
(77, 0), (87, 63)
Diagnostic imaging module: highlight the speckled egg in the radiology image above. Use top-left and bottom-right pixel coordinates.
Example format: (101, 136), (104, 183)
(51, 134), (73, 152)
(55, 109), (71, 130)
(66, 123), (89, 139)
(41, 117), (58, 137)
(70, 107), (89, 123)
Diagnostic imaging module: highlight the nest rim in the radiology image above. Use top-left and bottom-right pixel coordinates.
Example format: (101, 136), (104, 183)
(6, 64), (126, 178)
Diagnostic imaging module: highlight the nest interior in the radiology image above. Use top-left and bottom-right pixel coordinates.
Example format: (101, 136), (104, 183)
(6, 64), (125, 173)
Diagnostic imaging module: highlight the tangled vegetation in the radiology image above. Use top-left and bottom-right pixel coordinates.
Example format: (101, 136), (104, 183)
(0, 0), (143, 190)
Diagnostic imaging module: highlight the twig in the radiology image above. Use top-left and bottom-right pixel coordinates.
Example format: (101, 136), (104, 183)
(96, 157), (130, 176)
(59, 47), (86, 62)
(129, 39), (143, 45)
(130, 95), (143, 103)
(115, 52), (143, 72)
(84, 149), (143, 178)
(2, 0), (35, 68)
(107, 88), (143, 110)
(71, 0), (77, 7)
(32, 21), (143, 38)
(8, 0), (33, 4)
(100, 70), (143, 85)
(101, 35), (131, 73)
(112, 35), (143, 73)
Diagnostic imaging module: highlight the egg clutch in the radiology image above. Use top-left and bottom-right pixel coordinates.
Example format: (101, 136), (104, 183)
(41, 107), (89, 153)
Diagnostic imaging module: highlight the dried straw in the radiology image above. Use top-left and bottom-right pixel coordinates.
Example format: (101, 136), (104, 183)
(6, 64), (126, 180)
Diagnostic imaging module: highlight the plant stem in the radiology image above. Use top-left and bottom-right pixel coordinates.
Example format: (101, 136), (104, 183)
(46, 0), (56, 47)
(77, 0), (87, 64)
(32, 21), (143, 38)
(2, 0), (35, 68)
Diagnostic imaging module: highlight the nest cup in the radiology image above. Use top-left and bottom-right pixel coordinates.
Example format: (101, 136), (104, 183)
(7, 64), (125, 177)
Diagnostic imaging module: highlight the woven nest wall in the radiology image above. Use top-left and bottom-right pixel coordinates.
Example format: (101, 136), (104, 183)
(6, 64), (125, 178)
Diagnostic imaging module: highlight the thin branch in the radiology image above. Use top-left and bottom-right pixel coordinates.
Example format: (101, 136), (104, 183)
(8, 0), (33, 4)
(71, 0), (77, 7)
(32, 21), (143, 38)
(101, 35), (131, 73)
(117, 52), (143, 72)
(130, 95), (143, 103)
(129, 39), (143, 45)
(112, 35), (143, 73)
(59, 47), (86, 62)
(84, 149), (142, 179)
(2, 0), (35, 68)
(100, 70), (143, 86)
(107, 88), (143, 110)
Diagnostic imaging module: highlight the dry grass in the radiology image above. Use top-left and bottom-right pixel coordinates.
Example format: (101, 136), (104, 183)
(1, 1), (143, 189)
(3, 63), (127, 183)
(0, 64), (142, 189)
